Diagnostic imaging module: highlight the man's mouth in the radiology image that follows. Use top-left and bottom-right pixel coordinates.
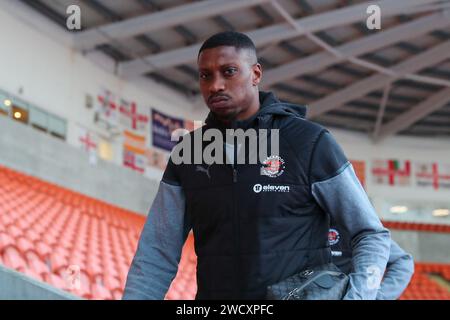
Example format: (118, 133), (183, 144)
(209, 96), (230, 108)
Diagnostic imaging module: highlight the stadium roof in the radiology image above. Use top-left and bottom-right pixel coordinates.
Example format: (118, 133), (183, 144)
(17, 0), (450, 140)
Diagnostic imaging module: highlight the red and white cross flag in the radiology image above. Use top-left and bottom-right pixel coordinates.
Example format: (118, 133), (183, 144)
(76, 126), (98, 165)
(416, 162), (450, 190)
(371, 159), (411, 186)
(119, 99), (149, 131)
(96, 89), (118, 126)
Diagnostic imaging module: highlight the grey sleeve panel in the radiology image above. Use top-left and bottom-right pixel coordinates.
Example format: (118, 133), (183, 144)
(312, 163), (391, 300)
(122, 181), (190, 300)
(377, 240), (414, 300)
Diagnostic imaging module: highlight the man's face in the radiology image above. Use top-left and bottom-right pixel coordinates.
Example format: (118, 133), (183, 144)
(198, 46), (262, 121)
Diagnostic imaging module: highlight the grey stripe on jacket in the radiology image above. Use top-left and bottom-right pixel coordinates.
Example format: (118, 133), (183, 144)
(123, 181), (190, 300)
(312, 163), (391, 300)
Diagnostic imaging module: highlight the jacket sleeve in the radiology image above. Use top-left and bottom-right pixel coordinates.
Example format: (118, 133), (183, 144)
(377, 240), (414, 300)
(122, 157), (191, 300)
(310, 131), (391, 300)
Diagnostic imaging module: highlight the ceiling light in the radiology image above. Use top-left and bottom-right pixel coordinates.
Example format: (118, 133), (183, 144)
(432, 209), (449, 217)
(390, 206), (408, 214)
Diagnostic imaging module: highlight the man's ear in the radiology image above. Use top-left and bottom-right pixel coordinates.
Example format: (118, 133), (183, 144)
(252, 63), (262, 86)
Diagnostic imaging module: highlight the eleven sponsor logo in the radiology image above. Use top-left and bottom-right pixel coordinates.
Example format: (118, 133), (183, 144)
(253, 184), (290, 193)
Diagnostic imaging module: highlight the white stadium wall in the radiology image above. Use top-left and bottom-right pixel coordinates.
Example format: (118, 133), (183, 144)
(0, 115), (159, 215)
(331, 128), (450, 225)
(0, 4), (198, 182)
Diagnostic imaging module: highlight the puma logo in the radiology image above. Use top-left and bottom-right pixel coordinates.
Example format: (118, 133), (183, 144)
(196, 165), (211, 179)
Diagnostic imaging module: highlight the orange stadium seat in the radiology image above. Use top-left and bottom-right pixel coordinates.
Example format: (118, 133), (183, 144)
(0, 164), (448, 300)
(0, 164), (199, 299)
(382, 220), (450, 234)
(401, 273), (450, 300)
(3, 247), (28, 273)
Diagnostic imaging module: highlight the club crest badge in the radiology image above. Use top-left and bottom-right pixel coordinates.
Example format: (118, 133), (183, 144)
(328, 228), (340, 246)
(261, 155), (285, 178)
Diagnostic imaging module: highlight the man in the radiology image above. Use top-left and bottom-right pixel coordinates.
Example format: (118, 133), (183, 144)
(123, 31), (391, 300)
(328, 225), (414, 300)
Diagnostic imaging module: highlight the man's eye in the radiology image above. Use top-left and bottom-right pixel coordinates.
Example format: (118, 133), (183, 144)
(199, 73), (209, 80)
(224, 68), (237, 76)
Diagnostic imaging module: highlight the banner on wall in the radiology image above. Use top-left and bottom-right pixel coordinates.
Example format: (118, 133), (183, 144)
(145, 148), (168, 171)
(350, 160), (366, 188)
(95, 89), (118, 127)
(416, 162), (450, 190)
(371, 159), (411, 186)
(184, 119), (203, 132)
(151, 109), (184, 152)
(119, 99), (149, 132)
(98, 140), (114, 162)
(123, 130), (146, 173)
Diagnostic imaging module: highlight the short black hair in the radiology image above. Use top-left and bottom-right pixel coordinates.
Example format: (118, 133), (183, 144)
(198, 31), (257, 62)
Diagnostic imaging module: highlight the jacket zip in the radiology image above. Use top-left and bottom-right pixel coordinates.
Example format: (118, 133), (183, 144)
(229, 123), (241, 297)
(229, 122), (241, 298)
(231, 164), (240, 297)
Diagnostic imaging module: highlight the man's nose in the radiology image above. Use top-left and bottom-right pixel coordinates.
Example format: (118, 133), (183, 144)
(209, 76), (225, 93)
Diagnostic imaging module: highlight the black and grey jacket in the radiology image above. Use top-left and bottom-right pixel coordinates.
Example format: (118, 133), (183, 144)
(123, 91), (391, 300)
